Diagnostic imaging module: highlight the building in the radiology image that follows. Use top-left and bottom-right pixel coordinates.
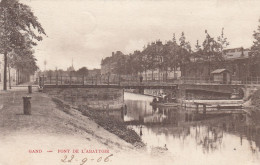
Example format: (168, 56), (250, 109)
(140, 68), (181, 81)
(223, 47), (251, 60)
(88, 68), (101, 77)
(185, 47), (251, 83)
(211, 69), (231, 84)
(101, 51), (124, 75)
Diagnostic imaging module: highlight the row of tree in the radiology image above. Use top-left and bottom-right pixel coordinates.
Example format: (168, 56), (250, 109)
(41, 67), (89, 77)
(0, 0), (45, 90)
(102, 29), (230, 80)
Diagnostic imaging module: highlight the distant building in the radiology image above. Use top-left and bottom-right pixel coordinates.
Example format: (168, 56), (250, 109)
(88, 68), (101, 77)
(67, 65), (75, 72)
(101, 51), (124, 75)
(185, 47), (252, 82)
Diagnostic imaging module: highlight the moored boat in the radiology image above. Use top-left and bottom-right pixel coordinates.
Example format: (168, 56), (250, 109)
(150, 102), (180, 107)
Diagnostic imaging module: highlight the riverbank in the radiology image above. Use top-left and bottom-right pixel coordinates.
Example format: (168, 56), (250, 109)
(51, 97), (144, 147)
(0, 88), (152, 165)
(249, 89), (260, 122)
(252, 89), (260, 108)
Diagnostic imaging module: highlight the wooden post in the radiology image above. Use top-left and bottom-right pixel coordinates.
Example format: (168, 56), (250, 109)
(196, 104), (199, 114)
(203, 104), (206, 114)
(42, 75), (45, 87)
(56, 75), (58, 85)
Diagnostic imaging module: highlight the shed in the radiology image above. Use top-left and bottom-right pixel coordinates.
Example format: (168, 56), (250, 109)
(211, 69), (231, 84)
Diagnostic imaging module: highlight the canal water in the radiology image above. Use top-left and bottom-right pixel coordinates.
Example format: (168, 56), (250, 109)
(123, 92), (260, 164)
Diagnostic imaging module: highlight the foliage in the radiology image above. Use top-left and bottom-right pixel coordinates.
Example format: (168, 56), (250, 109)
(250, 19), (260, 76)
(0, 0), (46, 89)
(101, 29), (231, 78)
(76, 67), (89, 76)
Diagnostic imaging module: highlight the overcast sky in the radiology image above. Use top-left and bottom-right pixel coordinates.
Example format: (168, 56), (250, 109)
(21, 0), (260, 71)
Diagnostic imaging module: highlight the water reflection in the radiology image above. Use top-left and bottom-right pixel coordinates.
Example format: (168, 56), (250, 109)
(122, 92), (260, 164)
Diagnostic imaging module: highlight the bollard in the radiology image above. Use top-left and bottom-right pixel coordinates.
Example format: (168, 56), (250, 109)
(23, 96), (32, 115)
(28, 85), (32, 94)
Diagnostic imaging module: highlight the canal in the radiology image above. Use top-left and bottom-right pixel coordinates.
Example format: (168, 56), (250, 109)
(123, 92), (260, 164)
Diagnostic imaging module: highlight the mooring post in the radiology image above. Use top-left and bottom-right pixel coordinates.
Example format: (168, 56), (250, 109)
(23, 96), (32, 115)
(28, 85), (32, 94)
(42, 75), (45, 87)
(203, 104), (206, 114)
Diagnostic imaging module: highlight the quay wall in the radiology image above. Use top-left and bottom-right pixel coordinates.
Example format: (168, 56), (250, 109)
(43, 86), (124, 110)
(126, 84), (247, 100)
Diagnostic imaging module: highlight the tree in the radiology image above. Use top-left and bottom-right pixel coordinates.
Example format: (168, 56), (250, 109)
(0, 0), (46, 90)
(143, 41), (163, 80)
(178, 32), (191, 77)
(76, 67), (89, 77)
(161, 35), (180, 80)
(251, 18), (260, 77)
(202, 30), (223, 77)
(217, 28), (229, 53)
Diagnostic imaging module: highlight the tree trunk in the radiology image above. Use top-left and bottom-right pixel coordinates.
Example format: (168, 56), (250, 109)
(145, 70), (147, 81)
(152, 69), (154, 81)
(3, 52), (7, 90)
(8, 64), (11, 89)
(16, 69), (18, 85)
(165, 68), (168, 82)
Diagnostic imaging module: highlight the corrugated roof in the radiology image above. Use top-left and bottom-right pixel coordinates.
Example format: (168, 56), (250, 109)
(211, 69), (229, 74)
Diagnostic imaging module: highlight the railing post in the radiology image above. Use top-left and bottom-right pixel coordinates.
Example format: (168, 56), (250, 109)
(108, 74), (110, 85)
(56, 74), (58, 85)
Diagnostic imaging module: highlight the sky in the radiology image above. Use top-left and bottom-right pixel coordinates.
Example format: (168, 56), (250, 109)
(20, 0), (260, 71)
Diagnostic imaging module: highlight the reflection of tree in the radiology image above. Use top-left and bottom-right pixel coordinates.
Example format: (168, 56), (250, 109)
(194, 114), (260, 155)
(194, 125), (224, 153)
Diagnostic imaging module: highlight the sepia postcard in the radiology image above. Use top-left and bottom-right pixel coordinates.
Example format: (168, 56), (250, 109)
(0, 0), (260, 165)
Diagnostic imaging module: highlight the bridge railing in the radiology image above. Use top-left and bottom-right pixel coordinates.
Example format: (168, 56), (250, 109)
(39, 75), (260, 87)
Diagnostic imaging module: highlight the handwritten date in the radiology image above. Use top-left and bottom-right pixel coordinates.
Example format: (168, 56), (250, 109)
(61, 154), (113, 164)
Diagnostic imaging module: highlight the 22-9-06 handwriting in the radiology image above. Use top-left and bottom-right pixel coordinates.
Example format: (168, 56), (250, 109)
(61, 154), (113, 164)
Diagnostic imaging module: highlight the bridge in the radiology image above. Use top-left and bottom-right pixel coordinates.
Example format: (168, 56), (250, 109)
(40, 75), (260, 100)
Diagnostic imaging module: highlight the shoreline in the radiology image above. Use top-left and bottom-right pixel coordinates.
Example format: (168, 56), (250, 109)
(51, 96), (145, 148)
